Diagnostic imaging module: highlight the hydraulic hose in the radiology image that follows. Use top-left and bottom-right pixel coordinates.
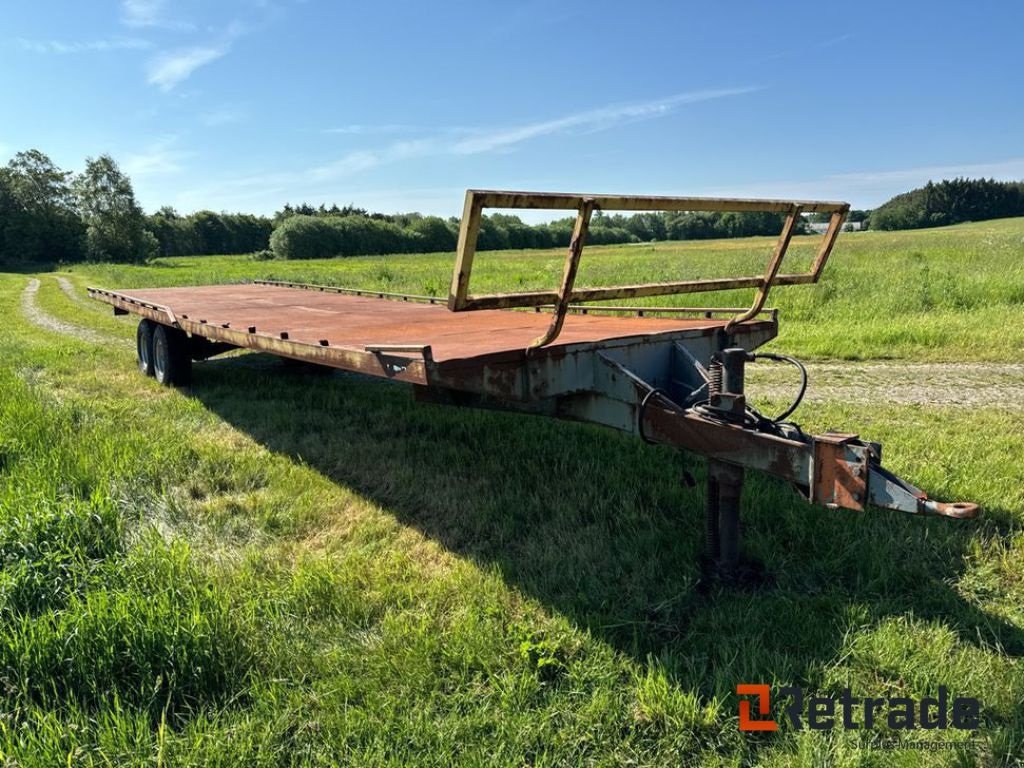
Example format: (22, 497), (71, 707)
(750, 352), (807, 423)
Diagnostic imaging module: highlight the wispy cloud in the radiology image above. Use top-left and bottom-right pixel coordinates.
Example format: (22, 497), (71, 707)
(310, 88), (757, 178)
(146, 44), (230, 90)
(144, 20), (247, 91)
(172, 88), (758, 212)
(123, 136), (190, 177)
(451, 88), (757, 155)
(16, 37), (152, 54)
(121, 0), (193, 31)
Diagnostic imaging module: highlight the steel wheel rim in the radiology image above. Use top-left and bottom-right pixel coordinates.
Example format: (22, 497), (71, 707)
(137, 327), (151, 372)
(153, 331), (167, 380)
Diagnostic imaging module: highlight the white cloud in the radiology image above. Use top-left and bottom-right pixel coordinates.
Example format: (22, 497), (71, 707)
(309, 150), (383, 179)
(144, 20), (246, 91)
(451, 88), (758, 155)
(16, 37), (151, 54)
(309, 140), (436, 180)
(167, 88), (760, 212)
(306, 88), (758, 180)
(146, 44), (229, 90)
(123, 136), (190, 177)
(121, 0), (193, 30)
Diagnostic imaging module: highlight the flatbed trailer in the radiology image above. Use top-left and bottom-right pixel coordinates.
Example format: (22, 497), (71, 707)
(89, 190), (978, 582)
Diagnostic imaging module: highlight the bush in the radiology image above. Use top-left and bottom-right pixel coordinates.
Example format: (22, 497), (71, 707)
(270, 215), (424, 259)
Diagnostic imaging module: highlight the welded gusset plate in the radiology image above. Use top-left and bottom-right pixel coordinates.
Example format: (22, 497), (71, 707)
(810, 433), (870, 511)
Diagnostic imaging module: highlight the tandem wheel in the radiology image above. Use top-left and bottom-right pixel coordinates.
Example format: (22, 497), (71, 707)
(136, 319), (155, 376)
(141, 321), (192, 386)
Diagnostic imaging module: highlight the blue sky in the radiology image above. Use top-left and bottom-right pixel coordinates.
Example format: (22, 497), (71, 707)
(3, 1), (1023, 218)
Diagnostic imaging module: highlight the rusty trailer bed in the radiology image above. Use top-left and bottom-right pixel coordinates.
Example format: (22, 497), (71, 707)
(95, 282), (766, 363)
(88, 281), (777, 400)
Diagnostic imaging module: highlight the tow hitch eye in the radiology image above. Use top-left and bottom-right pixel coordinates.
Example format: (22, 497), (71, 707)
(923, 500), (980, 519)
(865, 462), (979, 519)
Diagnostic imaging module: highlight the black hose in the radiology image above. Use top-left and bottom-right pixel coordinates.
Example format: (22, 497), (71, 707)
(638, 387), (670, 444)
(751, 352), (807, 423)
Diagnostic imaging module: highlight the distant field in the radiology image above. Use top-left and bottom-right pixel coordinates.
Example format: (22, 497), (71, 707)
(70, 216), (1024, 361)
(1, 219), (1023, 765)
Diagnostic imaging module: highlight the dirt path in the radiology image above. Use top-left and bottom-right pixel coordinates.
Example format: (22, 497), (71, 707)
(21, 278), (118, 345)
(55, 275), (91, 306)
(747, 360), (1024, 410)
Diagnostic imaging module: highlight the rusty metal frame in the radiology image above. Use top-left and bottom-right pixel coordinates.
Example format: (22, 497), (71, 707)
(810, 433), (870, 511)
(529, 198), (595, 350)
(87, 287), (436, 383)
(447, 190), (849, 347)
(259, 279), (778, 322)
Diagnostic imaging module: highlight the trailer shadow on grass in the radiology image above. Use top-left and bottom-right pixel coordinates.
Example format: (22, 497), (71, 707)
(190, 354), (1024, 702)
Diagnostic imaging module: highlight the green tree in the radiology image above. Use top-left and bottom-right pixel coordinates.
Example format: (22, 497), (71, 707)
(870, 178), (1024, 230)
(0, 149), (84, 264)
(75, 154), (157, 262)
(407, 216), (457, 252)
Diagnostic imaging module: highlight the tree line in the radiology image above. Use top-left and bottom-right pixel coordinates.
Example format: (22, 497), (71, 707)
(0, 150), (806, 264)
(148, 208), (272, 257)
(267, 207), (807, 259)
(4, 147), (1023, 265)
(868, 178), (1024, 230)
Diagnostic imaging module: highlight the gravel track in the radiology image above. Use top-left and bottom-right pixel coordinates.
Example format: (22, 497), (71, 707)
(55, 276), (91, 306)
(747, 360), (1024, 410)
(21, 278), (117, 345)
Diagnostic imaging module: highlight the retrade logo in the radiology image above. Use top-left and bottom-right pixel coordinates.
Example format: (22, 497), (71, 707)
(737, 684), (778, 732)
(737, 685), (979, 732)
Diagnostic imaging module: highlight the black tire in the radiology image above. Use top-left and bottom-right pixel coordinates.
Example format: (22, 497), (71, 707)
(136, 320), (155, 377)
(152, 324), (192, 387)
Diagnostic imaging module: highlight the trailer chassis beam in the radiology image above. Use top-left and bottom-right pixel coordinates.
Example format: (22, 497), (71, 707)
(621, 366), (978, 520)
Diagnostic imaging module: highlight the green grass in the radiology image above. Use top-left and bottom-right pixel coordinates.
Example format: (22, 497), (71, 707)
(69, 216), (1024, 361)
(1, 220), (1023, 765)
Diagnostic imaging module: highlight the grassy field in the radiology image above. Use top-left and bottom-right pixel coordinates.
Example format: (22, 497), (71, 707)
(1, 219), (1023, 765)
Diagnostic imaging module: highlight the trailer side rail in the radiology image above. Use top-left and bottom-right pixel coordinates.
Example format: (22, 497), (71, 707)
(447, 190), (849, 349)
